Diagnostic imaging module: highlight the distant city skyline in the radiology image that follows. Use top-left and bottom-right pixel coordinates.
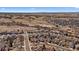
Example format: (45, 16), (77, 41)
(0, 7), (79, 13)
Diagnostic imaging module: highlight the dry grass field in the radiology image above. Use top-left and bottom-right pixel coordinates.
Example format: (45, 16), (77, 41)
(0, 13), (79, 51)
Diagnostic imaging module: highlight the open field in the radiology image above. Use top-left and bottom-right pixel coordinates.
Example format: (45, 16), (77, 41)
(0, 13), (79, 51)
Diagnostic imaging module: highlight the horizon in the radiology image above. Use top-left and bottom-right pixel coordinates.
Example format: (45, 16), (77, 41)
(0, 7), (79, 13)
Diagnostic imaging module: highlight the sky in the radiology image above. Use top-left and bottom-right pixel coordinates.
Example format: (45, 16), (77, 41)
(0, 0), (79, 7)
(0, 7), (79, 13)
(0, 0), (79, 13)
